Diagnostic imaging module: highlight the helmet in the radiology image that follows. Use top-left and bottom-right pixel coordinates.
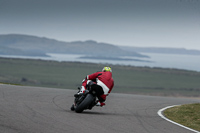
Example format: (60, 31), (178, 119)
(102, 67), (112, 72)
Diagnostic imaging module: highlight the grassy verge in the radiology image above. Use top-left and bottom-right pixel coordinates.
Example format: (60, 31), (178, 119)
(1, 57), (200, 97)
(164, 103), (200, 131)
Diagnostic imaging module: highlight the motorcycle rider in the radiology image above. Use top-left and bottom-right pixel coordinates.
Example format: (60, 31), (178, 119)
(71, 66), (114, 110)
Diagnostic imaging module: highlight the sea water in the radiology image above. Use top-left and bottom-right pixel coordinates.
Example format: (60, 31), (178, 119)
(0, 53), (200, 72)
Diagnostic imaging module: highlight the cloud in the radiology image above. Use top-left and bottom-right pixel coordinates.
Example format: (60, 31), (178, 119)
(1, 0), (200, 49)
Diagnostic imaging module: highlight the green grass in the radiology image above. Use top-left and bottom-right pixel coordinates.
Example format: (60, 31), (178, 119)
(164, 103), (200, 131)
(1, 57), (200, 97)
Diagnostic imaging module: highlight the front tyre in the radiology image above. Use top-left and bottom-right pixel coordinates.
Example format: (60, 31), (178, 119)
(75, 94), (94, 113)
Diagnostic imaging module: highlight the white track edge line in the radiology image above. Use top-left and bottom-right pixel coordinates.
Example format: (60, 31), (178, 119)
(157, 105), (200, 133)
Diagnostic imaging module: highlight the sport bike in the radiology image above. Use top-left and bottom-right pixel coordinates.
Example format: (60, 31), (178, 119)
(71, 81), (103, 113)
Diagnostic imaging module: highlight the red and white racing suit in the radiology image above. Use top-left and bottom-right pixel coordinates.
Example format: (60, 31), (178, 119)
(81, 71), (114, 104)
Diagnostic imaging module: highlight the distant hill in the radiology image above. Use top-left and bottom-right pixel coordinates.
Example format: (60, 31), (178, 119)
(0, 45), (48, 57)
(120, 46), (200, 55)
(0, 34), (148, 58)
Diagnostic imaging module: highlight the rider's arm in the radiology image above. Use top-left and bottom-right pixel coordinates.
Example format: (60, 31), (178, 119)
(81, 72), (101, 88)
(87, 72), (102, 80)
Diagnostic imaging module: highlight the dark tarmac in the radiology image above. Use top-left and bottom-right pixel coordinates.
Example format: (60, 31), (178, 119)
(0, 84), (199, 133)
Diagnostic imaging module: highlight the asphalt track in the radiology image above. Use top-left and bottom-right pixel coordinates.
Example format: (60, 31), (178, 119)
(0, 84), (199, 133)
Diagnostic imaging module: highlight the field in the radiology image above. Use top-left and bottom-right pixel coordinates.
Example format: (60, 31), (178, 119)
(1, 57), (200, 97)
(164, 103), (200, 131)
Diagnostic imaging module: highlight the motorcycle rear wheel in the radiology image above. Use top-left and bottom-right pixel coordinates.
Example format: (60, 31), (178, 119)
(75, 94), (94, 113)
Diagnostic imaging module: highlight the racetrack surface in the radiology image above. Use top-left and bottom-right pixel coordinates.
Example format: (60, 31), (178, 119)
(0, 85), (199, 133)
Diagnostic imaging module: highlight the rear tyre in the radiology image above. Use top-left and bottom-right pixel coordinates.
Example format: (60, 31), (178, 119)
(75, 94), (94, 113)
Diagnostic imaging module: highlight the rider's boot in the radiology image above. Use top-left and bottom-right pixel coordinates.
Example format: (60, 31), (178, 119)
(96, 101), (105, 107)
(71, 104), (75, 111)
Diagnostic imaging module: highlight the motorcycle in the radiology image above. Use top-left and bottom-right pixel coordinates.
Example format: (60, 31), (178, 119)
(71, 81), (103, 113)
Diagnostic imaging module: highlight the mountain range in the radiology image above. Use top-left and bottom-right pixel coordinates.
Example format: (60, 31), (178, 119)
(0, 34), (148, 58)
(120, 46), (200, 55)
(1, 34), (200, 60)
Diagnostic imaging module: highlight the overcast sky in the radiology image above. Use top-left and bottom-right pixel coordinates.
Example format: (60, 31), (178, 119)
(0, 0), (200, 50)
